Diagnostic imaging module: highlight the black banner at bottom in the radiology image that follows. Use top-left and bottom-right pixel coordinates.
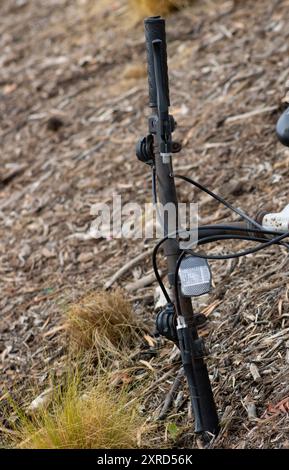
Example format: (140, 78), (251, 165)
(0, 448), (288, 467)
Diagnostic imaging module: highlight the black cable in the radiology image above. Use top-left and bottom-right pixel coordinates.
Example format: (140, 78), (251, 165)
(174, 173), (264, 231)
(152, 239), (172, 304)
(187, 231), (289, 260)
(198, 233), (271, 245)
(175, 173), (289, 251)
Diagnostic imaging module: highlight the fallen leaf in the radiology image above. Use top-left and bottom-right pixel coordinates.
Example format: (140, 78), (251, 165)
(139, 359), (155, 372)
(3, 83), (17, 94)
(42, 324), (66, 338)
(143, 334), (156, 348)
(201, 300), (221, 316)
(261, 397), (289, 419)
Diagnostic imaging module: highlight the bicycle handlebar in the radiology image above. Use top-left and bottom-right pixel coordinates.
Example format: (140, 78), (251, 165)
(144, 16), (170, 108)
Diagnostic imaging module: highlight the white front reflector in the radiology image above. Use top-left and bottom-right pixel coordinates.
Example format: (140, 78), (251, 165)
(178, 255), (212, 297)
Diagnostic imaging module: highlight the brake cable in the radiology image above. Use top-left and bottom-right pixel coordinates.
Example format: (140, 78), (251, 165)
(174, 173), (264, 231)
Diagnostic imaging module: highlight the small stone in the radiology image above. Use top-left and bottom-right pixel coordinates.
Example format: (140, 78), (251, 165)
(47, 116), (64, 132)
(27, 388), (53, 413)
(42, 247), (56, 258)
(77, 252), (94, 263)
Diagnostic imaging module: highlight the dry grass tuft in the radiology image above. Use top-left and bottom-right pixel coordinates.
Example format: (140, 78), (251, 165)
(14, 378), (141, 449)
(129, 0), (191, 17)
(122, 63), (147, 79)
(66, 289), (143, 359)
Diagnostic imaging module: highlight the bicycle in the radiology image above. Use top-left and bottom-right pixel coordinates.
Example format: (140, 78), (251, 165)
(136, 16), (289, 439)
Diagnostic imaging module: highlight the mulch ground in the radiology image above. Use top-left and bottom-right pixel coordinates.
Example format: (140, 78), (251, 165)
(1, 0), (289, 448)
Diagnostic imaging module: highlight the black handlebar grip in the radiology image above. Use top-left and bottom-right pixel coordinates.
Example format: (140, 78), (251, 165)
(144, 16), (170, 108)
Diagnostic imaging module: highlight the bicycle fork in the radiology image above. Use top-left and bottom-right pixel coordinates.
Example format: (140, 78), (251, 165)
(155, 142), (219, 435)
